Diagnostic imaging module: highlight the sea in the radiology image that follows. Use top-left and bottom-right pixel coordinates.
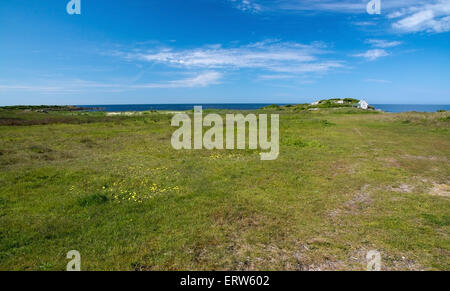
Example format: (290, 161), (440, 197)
(78, 104), (450, 113)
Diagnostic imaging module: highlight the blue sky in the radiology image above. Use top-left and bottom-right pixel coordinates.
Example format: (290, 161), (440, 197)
(0, 0), (449, 105)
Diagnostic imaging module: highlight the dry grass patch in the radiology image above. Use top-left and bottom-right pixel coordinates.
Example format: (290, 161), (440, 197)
(430, 184), (450, 198)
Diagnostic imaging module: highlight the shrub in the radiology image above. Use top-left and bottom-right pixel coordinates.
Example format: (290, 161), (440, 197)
(262, 104), (280, 110)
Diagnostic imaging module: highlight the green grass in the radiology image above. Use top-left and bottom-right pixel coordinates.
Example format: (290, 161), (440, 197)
(0, 108), (449, 270)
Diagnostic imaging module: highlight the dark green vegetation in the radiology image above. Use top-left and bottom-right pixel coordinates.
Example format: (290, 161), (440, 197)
(0, 105), (90, 112)
(263, 98), (374, 111)
(0, 108), (449, 270)
(0, 109), (129, 126)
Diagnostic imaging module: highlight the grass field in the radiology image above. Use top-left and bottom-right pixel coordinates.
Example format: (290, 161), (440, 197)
(0, 107), (449, 271)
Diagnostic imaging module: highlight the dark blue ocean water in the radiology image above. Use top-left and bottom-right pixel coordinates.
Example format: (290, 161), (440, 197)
(79, 104), (450, 113)
(373, 104), (450, 113)
(79, 104), (282, 112)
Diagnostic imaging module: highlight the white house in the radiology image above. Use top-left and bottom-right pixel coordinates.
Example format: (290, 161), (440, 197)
(336, 100), (344, 104)
(358, 100), (369, 110)
(311, 101), (319, 106)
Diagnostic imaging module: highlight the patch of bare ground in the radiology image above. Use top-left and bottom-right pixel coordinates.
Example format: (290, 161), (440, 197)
(379, 157), (401, 168)
(330, 161), (358, 177)
(402, 154), (448, 162)
(299, 260), (345, 271)
(345, 185), (372, 207)
(352, 249), (425, 271)
(285, 247), (425, 271)
(384, 256), (425, 271)
(292, 246), (426, 271)
(225, 237), (350, 271)
(430, 183), (450, 197)
(329, 184), (372, 218)
(388, 179), (450, 198)
(262, 242), (347, 271)
(389, 183), (414, 193)
(226, 241), (296, 271)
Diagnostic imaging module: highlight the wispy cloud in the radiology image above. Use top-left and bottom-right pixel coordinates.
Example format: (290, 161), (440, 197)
(364, 78), (392, 83)
(365, 39), (402, 48)
(352, 21), (377, 27)
(228, 1), (450, 34)
(2, 40), (345, 95)
(119, 40), (344, 75)
(0, 85), (79, 93)
(258, 74), (295, 80)
(389, 0), (450, 33)
(0, 80), (122, 94)
(353, 49), (390, 61)
(353, 38), (402, 61)
(229, 0), (262, 13)
(132, 72), (222, 88)
(229, 0), (427, 14)
(0, 72), (223, 93)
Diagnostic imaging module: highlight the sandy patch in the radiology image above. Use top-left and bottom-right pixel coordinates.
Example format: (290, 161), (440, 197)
(430, 184), (450, 197)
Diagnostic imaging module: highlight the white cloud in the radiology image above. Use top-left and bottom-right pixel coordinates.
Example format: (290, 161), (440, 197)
(353, 49), (390, 61)
(355, 39), (402, 61)
(121, 40), (343, 75)
(229, 0), (427, 14)
(229, 0), (262, 13)
(366, 39), (402, 48)
(258, 74), (295, 80)
(2, 41), (345, 94)
(352, 21), (377, 26)
(389, 0), (450, 33)
(227, 1), (450, 34)
(270, 61), (344, 73)
(133, 72), (222, 88)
